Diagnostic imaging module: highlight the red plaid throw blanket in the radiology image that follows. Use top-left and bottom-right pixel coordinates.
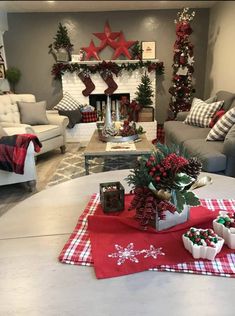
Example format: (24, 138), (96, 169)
(59, 194), (235, 278)
(0, 134), (42, 174)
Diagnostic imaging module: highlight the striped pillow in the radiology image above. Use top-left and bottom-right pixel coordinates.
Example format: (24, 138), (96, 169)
(184, 98), (223, 128)
(54, 92), (82, 111)
(206, 107), (235, 141)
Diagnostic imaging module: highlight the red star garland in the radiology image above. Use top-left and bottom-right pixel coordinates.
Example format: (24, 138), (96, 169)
(93, 21), (120, 51)
(111, 32), (137, 60)
(82, 40), (100, 60)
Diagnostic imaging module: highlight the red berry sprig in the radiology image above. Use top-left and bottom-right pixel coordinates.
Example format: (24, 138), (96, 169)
(184, 227), (220, 248)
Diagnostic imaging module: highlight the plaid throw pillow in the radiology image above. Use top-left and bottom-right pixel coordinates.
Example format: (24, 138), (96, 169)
(82, 111), (97, 123)
(206, 107), (235, 141)
(184, 98), (223, 128)
(54, 92), (82, 111)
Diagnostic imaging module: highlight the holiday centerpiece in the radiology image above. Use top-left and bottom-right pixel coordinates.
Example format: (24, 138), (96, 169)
(126, 143), (202, 230)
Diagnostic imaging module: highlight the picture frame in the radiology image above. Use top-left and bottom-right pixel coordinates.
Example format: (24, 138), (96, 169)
(141, 41), (156, 60)
(0, 63), (5, 79)
(71, 54), (81, 62)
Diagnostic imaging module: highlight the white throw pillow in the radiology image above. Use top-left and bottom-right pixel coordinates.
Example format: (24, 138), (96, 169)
(184, 98), (223, 128)
(54, 92), (82, 111)
(206, 107), (235, 141)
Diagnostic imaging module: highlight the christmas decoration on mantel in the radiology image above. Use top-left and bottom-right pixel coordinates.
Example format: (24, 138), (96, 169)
(168, 8), (196, 119)
(51, 60), (164, 97)
(48, 23), (74, 62)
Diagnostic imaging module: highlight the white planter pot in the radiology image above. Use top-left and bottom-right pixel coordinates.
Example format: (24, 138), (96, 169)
(156, 204), (190, 231)
(213, 220), (235, 249)
(182, 228), (224, 260)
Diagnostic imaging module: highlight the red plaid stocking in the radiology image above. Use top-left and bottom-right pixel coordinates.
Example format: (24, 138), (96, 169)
(100, 70), (118, 95)
(78, 71), (95, 96)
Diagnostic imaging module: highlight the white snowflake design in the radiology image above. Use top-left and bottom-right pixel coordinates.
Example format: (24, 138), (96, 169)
(142, 245), (165, 259)
(108, 243), (165, 266)
(108, 243), (141, 266)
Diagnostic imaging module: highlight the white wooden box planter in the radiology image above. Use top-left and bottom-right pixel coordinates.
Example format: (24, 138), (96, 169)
(182, 228), (224, 260)
(213, 220), (235, 249)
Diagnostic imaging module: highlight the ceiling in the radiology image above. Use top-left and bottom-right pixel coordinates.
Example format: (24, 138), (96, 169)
(0, 1), (218, 13)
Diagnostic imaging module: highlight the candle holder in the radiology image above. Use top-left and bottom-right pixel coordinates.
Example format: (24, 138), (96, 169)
(100, 181), (125, 213)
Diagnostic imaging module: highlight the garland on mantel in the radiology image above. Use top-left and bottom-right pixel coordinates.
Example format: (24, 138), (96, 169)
(51, 60), (164, 80)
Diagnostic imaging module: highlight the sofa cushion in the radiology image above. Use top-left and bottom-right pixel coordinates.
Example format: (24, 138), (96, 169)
(31, 125), (61, 142)
(164, 121), (210, 145)
(204, 95), (217, 103)
(183, 139), (226, 172)
(184, 98), (223, 128)
(54, 92), (82, 111)
(206, 107), (235, 141)
(216, 91), (235, 111)
(58, 108), (82, 129)
(209, 110), (225, 128)
(0, 94), (36, 124)
(18, 101), (49, 125)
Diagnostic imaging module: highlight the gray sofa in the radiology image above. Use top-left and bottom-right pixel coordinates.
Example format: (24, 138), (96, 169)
(164, 91), (235, 177)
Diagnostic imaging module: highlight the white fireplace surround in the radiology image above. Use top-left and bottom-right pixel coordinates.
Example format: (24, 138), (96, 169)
(62, 60), (157, 105)
(62, 60), (157, 144)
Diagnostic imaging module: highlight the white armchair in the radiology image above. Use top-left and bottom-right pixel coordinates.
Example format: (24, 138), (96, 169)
(0, 94), (69, 156)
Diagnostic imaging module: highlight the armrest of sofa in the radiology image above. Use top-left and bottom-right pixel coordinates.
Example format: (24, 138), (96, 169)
(223, 124), (235, 176)
(176, 111), (190, 121)
(46, 112), (69, 139)
(1, 122), (35, 134)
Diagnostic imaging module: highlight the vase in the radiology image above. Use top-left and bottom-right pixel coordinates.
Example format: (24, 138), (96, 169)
(155, 204), (190, 231)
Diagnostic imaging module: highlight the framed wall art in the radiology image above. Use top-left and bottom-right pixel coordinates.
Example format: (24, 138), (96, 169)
(141, 41), (156, 60)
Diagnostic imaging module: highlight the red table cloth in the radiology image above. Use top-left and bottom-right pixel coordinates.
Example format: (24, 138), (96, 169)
(59, 194), (235, 279)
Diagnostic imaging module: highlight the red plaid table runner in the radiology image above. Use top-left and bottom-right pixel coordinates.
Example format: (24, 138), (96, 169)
(59, 194), (235, 277)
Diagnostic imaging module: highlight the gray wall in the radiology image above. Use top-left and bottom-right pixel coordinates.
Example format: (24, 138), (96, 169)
(4, 9), (209, 123)
(204, 1), (235, 97)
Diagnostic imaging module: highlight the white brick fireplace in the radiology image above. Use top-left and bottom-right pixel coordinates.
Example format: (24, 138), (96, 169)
(62, 60), (157, 143)
(61, 60), (156, 105)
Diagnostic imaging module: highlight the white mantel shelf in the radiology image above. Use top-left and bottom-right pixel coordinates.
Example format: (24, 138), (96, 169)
(68, 59), (160, 65)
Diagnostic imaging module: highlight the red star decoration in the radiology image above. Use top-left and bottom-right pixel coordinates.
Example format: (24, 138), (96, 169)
(82, 40), (100, 60)
(93, 21), (120, 51)
(112, 32), (137, 60)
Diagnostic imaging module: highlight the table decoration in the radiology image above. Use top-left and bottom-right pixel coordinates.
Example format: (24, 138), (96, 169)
(182, 227), (224, 260)
(213, 211), (235, 249)
(126, 143), (202, 230)
(59, 194), (235, 278)
(100, 181), (125, 213)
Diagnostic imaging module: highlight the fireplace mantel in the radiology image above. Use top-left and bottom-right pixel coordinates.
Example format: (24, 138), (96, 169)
(68, 59), (160, 65)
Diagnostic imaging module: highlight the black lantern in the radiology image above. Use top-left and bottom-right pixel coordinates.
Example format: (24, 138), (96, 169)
(100, 181), (125, 213)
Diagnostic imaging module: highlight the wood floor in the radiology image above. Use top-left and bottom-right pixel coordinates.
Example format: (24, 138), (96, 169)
(0, 143), (82, 217)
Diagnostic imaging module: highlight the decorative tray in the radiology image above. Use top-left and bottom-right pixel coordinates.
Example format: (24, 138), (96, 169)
(99, 134), (139, 143)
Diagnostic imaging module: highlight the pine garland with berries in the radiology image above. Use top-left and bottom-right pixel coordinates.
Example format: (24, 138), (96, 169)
(168, 8), (196, 119)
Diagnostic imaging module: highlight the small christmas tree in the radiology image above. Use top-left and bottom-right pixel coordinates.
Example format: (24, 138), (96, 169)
(168, 8), (195, 119)
(48, 23), (73, 61)
(135, 72), (154, 107)
(53, 22), (73, 51)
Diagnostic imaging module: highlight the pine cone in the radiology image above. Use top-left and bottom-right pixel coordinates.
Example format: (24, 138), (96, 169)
(182, 157), (202, 179)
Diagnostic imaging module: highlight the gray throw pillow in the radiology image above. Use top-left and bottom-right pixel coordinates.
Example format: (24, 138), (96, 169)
(18, 101), (49, 125)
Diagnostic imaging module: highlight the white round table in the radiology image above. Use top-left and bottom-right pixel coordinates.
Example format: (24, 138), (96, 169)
(0, 171), (235, 316)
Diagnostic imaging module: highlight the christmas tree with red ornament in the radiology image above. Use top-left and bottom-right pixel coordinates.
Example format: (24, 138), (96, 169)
(168, 8), (196, 119)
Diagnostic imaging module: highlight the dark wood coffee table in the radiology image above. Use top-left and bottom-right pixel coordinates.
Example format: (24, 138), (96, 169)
(83, 130), (154, 174)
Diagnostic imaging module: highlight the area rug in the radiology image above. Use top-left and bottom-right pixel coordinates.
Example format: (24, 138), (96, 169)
(47, 151), (135, 187)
